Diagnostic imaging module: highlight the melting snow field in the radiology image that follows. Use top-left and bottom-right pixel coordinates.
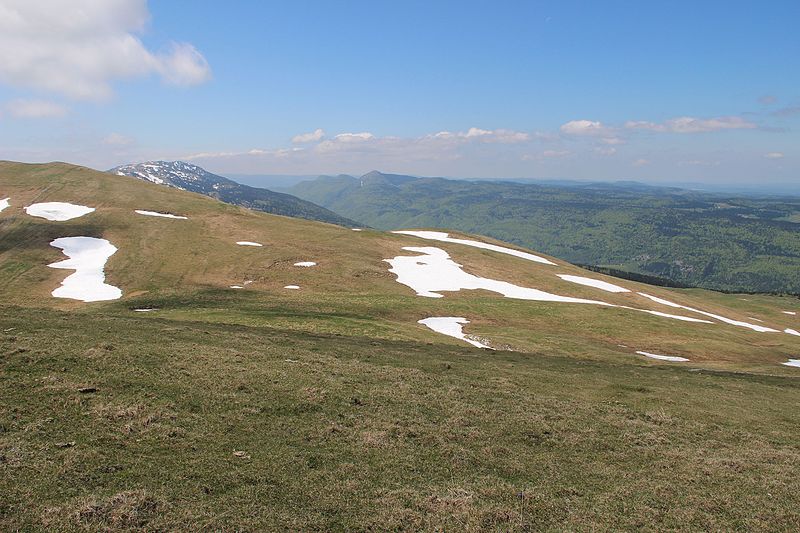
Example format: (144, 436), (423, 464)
(785, 329), (800, 336)
(135, 210), (187, 219)
(782, 359), (800, 368)
(636, 351), (689, 362)
(284, 285), (300, 289)
(26, 202), (95, 221)
(352, 228), (363, 231)
(783, 311), (797, 315)
(393, 230), (556, 265)
(236, 241), (263, 247)
(418, 317), (492, 349)
(557, 274), (630, 293)
(637, 292), (780, 333)
(48, 237), (121, 302)
(294, 261), (317, 267)
(0, 198), (9, 212)
(230, 285), (244, 289)
(386, 247), (607, 303)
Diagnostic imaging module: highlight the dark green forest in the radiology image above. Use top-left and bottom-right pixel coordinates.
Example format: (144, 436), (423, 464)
(285, 172), (800, 294)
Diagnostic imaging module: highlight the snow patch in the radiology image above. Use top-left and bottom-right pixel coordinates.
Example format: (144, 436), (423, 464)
(294, 261), (317, 267)
(26, 202), (94, 221)
(48, 237), (121, 302)
(637, 292), (779, 333)
(393, 230), (556, 265)
(0, 198), (9, 212)
(230, 285), (244, 289)
(636, 351), (689, 362)
(386, 247), (608, 303)
(783, 311), (797, 315)
(631, 308), (713, 323)
(785, 328), (800, 337)
(419, 317), (492, 349)
(135, 210), (187, 219)
(557, 274), (630, 293)
(782, 359), (800, 368)
(134, 308), (157, 312)
(236, 241), (263, 247)
(284, 285), (300, 289)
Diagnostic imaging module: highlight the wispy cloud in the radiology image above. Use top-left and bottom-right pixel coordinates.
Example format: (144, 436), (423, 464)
(624, 116), (756, 133)
(764, 152), (784, 159)
(5, 98), (67, 118)
(292, 128), (326, 143)
(0, 0), (211, 100)
(772, 106), (800, 118)
(102, 132), (134, 146)
(560, 120), (609, 136)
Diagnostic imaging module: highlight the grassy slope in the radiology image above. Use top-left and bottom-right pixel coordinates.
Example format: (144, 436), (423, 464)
(285, 175), (800, 294)
(2, 306), (800, 531)
(2, 161), (800, 529)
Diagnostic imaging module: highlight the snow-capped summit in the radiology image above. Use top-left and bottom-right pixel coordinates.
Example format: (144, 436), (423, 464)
(109, 161), (359, 227)
(109, 161), (226, 192)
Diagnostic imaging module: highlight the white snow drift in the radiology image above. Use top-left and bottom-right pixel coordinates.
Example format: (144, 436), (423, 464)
(636, 351), (689, 362)
(386, 247), (718, 325)
(782, 359), (800, 368)
(135, 210), (187, 219)
(637, 292), (779, 333)
(557, 274), (630, 293)
(393, 230), (556, 265)
(785, 328), (800, 337)
(783, 311), (797, 315)
(236, 241), (263, 247)
(294, 261), (317, 267)
(284, 285), (300, 290)
(0, 198), (9, 212)
(26, 202), (94, 221)
(48, 237), (121, 302)
(418, 317), (492, 349)
(386, 246), (607, 303)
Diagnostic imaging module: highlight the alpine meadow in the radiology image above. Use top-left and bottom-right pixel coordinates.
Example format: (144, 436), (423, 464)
(2, 1), (800, 531)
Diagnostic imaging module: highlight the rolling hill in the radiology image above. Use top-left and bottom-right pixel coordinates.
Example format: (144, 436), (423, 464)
(110, 160), (359, 227)
(2, 160), (800, 530)
(284, 171), (800, 294)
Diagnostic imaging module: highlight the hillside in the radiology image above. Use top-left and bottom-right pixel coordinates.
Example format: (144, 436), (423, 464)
(110, 161), (359, 227)
(2, 161), (800, 529)
(285, 172), (800, 294)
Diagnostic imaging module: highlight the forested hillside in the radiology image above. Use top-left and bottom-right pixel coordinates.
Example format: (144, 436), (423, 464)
(286, 172), (800, 294)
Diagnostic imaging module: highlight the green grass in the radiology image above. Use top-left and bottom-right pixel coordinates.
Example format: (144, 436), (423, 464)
(2, 305), (800, 530)
(3, 161), (800, 529)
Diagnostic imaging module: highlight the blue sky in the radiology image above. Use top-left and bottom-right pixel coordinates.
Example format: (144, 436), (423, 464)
(0, 0), (798, 183)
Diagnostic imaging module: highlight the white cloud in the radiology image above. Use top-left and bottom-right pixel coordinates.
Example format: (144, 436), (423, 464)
(5, 98), (67, 118)
(429, 127), (530, 143)
(522, 150), (570, 161)
(632, 158), (650, 167)
(764, 152), (784, 159)
(624, 116), (756, 133)
(0, 0), (211, 100)
(292, 128), (325, 143)
(332, 132), (374, 142)
(593, 147), (617, 156)
(679, 160), (720, 167)
(102, 132), (134, 146)
(560, 120), (609, 136)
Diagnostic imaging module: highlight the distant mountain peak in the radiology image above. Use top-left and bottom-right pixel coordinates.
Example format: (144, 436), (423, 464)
(109, 160), (360, 227)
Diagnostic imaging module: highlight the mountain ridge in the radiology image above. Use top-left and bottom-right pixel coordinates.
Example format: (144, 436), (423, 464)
(110, 160), (361, 227)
